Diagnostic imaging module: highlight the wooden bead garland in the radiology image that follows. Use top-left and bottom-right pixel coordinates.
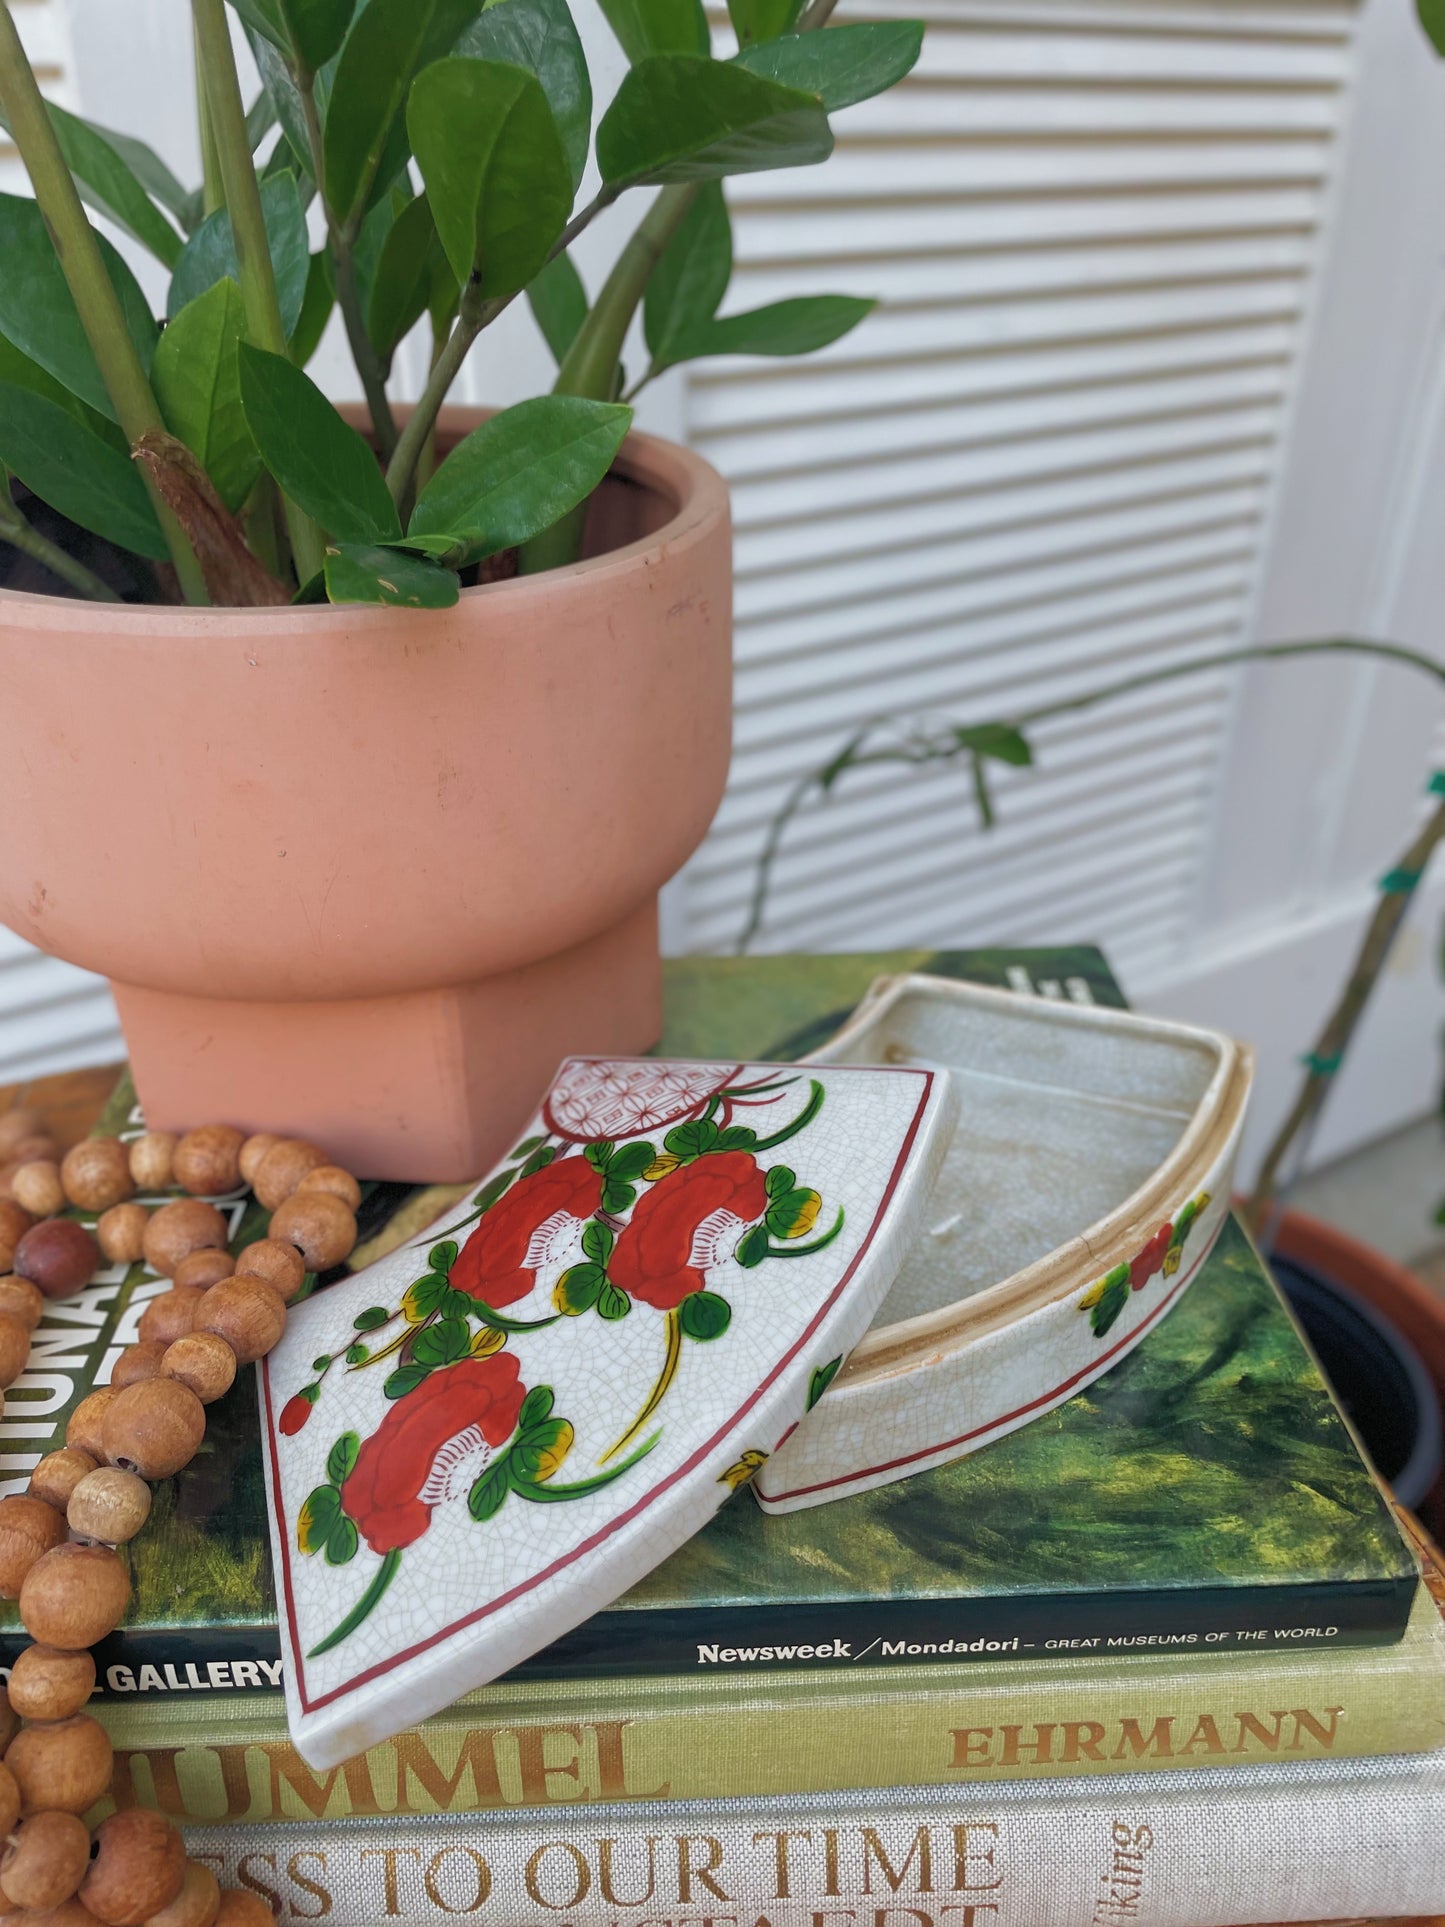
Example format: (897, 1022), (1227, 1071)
(0, 1104), (361, 1923)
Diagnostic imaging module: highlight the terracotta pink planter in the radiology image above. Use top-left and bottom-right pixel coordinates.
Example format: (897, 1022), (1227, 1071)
(0, 420), (733, 1180)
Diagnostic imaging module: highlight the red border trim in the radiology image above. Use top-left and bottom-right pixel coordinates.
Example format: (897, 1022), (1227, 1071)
(264, 1066), (936, 1716)
(753, 1225), (1219, 1506)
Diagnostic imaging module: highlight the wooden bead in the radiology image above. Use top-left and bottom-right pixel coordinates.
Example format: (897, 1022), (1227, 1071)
(4, 1710), (113, 1813)
(0, 1757), (17, 1833)
(145, 1860), (221, 1927)
(102, 1378), (205, 1480)
(97, 1203), (150, 1268)
(194, 1277), (286, 1367)
(294, 1164), (362, 1212)
(18, 1544), (131, 1650)
(173, 1127), (245, 1199)
(0, 1136), (58, 1172)
(65, 1388), (117, 1462)
(128, 1132), (177, 1193)
(214, 1896), (278, 1926)
(0, 1808), (91, 1910)
(267, 1191), (356, 1272)
(18, 1900), (99, 1925)
(68, 1466), (152, 1545)
(237, 1134), (279, 1188)
(0, 1275), (43, 1330)
(110, 1343), (169, 1391)
(232, 1239), (305, 1304)
(29, 1449), (96, 1513)
(0, 1202), (34, 1275)
(137, 1288), (207, 1350)
(0, 1316), (29, 1391)
(0, 1108), (46, 1157)
(161, 1332), (236, 1406)
(171, 1248), (235, 1292)
(13, 1221), (98, 1300)
(59, 1139), (133, 1213)
(252, 1139), (327, 1211)
(0, 1162), (24, 1205)
(10, 1160), (64, 1217)
(0, 1690), (17, 1757)
(82, 1808), (186, 1925)
(7, 1645), (95, 1722)
(142, 1201), (227, 1279)
(0, 1494), (66, 1597)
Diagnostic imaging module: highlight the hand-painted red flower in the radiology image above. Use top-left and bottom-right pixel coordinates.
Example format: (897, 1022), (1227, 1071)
(1129, 1222), (1175, 1292)
(451, 1156), (604, 1308)
(609, 1150), (770, 1311)
(341, 1353), (526, 1555)
(280, 1394), (314, 1436)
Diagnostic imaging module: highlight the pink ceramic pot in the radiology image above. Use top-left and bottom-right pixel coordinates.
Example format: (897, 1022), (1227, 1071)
(0, 419), (732, 1180)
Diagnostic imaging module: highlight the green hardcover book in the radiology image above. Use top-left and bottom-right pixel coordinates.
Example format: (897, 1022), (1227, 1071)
(0, 947), (1417, 1703)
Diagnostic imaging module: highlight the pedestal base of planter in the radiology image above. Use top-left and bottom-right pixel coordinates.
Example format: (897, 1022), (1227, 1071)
(111, 901), (663, 1183)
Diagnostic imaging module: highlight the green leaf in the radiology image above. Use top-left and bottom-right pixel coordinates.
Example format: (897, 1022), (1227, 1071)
(324, 0), (487, 229)
(663, 1118), (719, 1159)
(597, 55), (832, 187)
(246, 28), (321, 184)
(644, 180), (731, 363)
(601, 1178), (638, 1216)
(89, 121), (194, 226)
(0, 194), (158, 419)
(0, 383), (166, 558)
(726, 0), (802, 46)
(325, 542), (459, 607)
(344, 1343), (369, 1365)
(735, 1222), (770, 1269)
(300, 1383), (321, 1404)
(353, 1307), (390, 1332)
(384, 1363), (432, 1399)
(528, 252), (588, 366)
(409, 58), (573, 298)
(585, 1140), (616, 1170)
(469, 1459), (511, 1520)
(581, 1220), (614, 1264)
(765, 1185), (822, 1239)
(473, 1169), (517, 1212)
(735, 22), (924, 110)
(806, 1356), (842, 1409)
(324, 1514), (360, 1565)
(291, 250), (336, 366)
(455, 0), (593, 190)
(311, 1354), (333, 1373)
(0, 334), (123, 448)
(518, 1385), (555, 1429)
(953, 721), (1033, 768)
(607, 1141), (657, 1183)
(715, 1124), (758, 1151)
(555, 1262), (605, 1315)
(655, 294), (873, 373)
(409, 397), (631, 563)
(510, 1137), (546, 1159)
(0, 101), (186, 266)
(152, 279), (262, 514)
(405, 1272), (452, 1319)
(284, 0), (355, 72)
(679, 1289), (731, 1340)
(597, 0), (709, 65)
(597, 1281), (632, 1321)
(326, 1431), (362, 1483)
(368, 195), (451, 364)
(239, 343), (401, 540)
(297, 1483), (341, 1552)
(515, 1416), (574, 1476)
(413, 1316), (471, 1365)
(169, 172), (310, 340)
(1420, 0), (1445, 54)
(1090, 1272), (1130, 1339)
(430, 1241), (461, 1272)
(519, 1145), (556, 1177)
(764, 1163), (794, 1199)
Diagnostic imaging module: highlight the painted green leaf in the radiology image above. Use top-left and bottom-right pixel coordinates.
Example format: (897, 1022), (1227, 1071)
(0, 194), (158, 419)
(581, 1220), (614, 1264)
(291, 250), (336, 367)
(239, 342), (400, 540)
(324, 1514), (360, 1565)
(1419, 0), (1445, 53)
(323, 0), (487, 228)
(368, 195), (450, 363)
(473, 1169), (516, 1212)
(528, 252), (588, 366)
(585, 1140), (616, 1170)
(469, 1459), (511, 1520)
(168, 172), (310, 340)
(344, 1343), (369, 1365)
(726, 0), (802, 46)
(384, 1363), (432, 1399)
(519, 1145), (556, 1177)
(765, 1185), (822, 1239)
(0, 334), (124, 448)
(413, 1316), (471, 1366)
(326, 1431), (362, 1483)
(325, 542), (459, 608)
(597, 0), (709, 65)
(644, 180), (731, 364)
(0, 383), (166, 558)
(806, 1356), (842, 1409)
(656, 294), (873, 372)
(607, 1141), (657, 1182)
(715, 1124), (758, 1151)
(601, 1178), (637, 1216)
(408, 58), (573, 298)
(405, 1272), (452, 1320)
(663, 1118), (719, 1159)
(679, 1289), (731, 1340)
(1091, 1272), (1131, 1338)
(297, 1483), (342, 1552)
(555, 1262), (605, 1315)
(409, 396), (631, 562)
(0, 100), (185, 265)
(311, 1354), (333, 1373)
(735, 1222), (770, 1269)
(430, 1240), (461, 1272)
(456, 0), (593, 190)
(597, 1282), (632, 1321)
(152, 279), (262, 514)
(518, 1385), (554, 1429)
(353, 1307), (390, 1333)
(511, 1136), (546, 1159)
(515, 1416), (575, 1476)
(764, 1163), (794, 1199)
(597, 55), (832, 187)
(735, 22), (925, 111)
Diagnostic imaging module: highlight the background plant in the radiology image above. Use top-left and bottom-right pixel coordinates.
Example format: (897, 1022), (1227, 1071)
(0, 0), (922, 608)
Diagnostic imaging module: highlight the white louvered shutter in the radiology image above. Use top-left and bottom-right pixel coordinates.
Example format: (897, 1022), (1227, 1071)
(679, 0), (1359, 991)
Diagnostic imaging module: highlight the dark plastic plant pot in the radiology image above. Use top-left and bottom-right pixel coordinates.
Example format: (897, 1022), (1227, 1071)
(1267, 1209), (1445, 1528)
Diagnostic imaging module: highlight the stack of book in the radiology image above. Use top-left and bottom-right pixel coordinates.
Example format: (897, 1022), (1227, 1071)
(6, 948), (1444, 1925)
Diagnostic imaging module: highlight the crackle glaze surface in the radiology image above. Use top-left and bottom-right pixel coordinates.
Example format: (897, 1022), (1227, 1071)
(752, 976), (1252, 1513)
(261, 1055), (957, 1767)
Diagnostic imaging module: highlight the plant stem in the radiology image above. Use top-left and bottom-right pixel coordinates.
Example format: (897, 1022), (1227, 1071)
(519, 184), (699, 575)
(0, 479), (121, 601)
(191, 0), (326, 586)
(1243, 791), (1445, 1237)
(0, 0), (209, 604)
(195, 27), (224, 216)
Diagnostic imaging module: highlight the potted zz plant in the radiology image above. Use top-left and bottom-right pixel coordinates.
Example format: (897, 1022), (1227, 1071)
(0, 0), (922, 1178)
